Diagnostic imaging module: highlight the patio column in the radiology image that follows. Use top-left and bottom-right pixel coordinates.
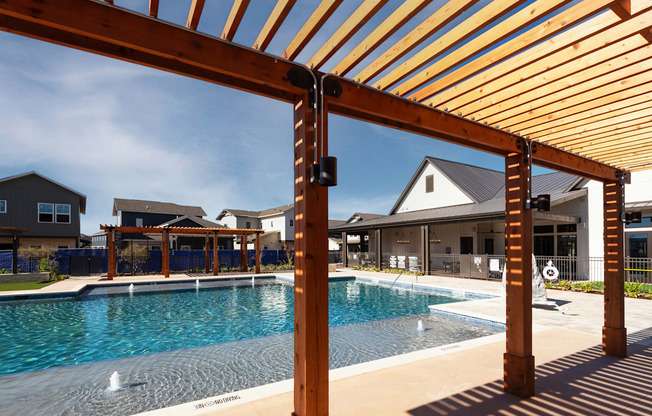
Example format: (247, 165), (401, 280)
(421, 225), (430, 275)
(212, 231), (219, 276)
(375, 229), (381, 269)
(240, 235), (247, 272)
(162, 229), (170, 278)
(293, 94), (329, 416)
(342, 231), (347, 267)
(504, 151), (534, 398)
(12, 233), (19, 274)
(603, 179), (627, 357)
(107, 227), (116, 280)
(204, 233), (210, 273)
(255, 232), (261, 274)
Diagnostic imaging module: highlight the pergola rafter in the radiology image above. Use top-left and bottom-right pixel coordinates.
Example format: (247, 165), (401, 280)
(1, 0), (648, 413)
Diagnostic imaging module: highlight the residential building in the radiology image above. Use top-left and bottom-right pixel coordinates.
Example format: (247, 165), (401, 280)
(0, 172), (86, 250)
(331, 156), (652, 275)
(92, 198), (231, 250)
(217, 204), (294, 250)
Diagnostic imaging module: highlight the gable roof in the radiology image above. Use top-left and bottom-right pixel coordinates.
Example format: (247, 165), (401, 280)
(0, 171), (87, 214)
(157, 215), (224, 228)
(346, 213), (384, 223)
(113, 198), (206, 217)
(216, 203), (294, 220)
(491, 171), (581, 200)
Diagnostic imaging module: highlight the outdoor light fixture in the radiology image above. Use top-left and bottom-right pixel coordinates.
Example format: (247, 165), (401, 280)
(526, 194), (551, 212)
(623, 211), (642, 224)
(319, 156), (337, 186)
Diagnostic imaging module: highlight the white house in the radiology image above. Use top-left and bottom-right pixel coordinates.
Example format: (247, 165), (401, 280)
(216, 204), (294, 250)
(331, 156), (652, 279)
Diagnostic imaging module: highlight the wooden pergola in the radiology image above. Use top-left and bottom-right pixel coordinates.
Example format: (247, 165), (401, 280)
(99, 225), (263, 279)
(2, 1), (650, 414)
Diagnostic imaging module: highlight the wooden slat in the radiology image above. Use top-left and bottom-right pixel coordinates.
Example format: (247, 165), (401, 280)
(503, 152), (534, 398)
(376, 0), (524, 91)
(454, 34), (649, 117)
(331, 0), (432, 77)
(592, 142), (652, 160)
(0, 1), (304, 103)
(602, 181), (626, 357)
(283, 0), (343, 60)
(603, 152), (652, 166)
(563, 120), (652, 147)
(293, 95), (329, 416)
(186, 0), (206, 30)
(327, 81), (620, 181)
(222, 0), (250, 41)
(410, 0), (614, 102)
(573, 126), (652, 153)
(104, 0), (113, 4)
(253, 0), (297, 51)
(149, 0), (159, 17)
(307, 0), (388, 70)
(353, 0), (478, 84)
(520, 95), (652, 137)
(533, 99), (652, 143)
(392, 0), (574, 96)
(628, 162), (652, 171)
(541, 114), (652, 144)
(477, 56), (652, 127)
(429, 9), (626, 109)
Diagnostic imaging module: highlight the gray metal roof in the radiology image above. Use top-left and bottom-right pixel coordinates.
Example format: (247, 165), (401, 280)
(332, 190), (586, 232)
(113, 198), (206, 217)
(492, 171), (581, 200)
(426, 157), (505, 203)
(157, 215), (225, 228)
(216, 204), (294, 220)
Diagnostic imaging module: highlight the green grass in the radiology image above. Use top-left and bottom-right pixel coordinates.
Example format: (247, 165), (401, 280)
(0, 281), (56, 292)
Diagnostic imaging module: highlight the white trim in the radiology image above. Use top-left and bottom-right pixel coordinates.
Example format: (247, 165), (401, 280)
(55, 203), (71, 224)
(37, 202), (54, 223)
(0, 199), (6, 213)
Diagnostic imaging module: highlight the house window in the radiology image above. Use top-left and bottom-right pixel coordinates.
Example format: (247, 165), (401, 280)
(290, 219), (294, 226)
(180, 245), (191, 251)
(56, 204), (71, 223)
(0, 200), (6, 213)
(58, 245), (69, 250)
(136, 218), (143, 227)
(38, 203), (54, 223)
(425, 174), (434, 193)
(246, 221), (251, 228)
(271, 221), (274, 227)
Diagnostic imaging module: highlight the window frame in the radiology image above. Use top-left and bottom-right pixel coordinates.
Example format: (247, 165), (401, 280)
(0, 200), (6, 213)
(55, 204), (71, 224)
(38, 202), (55, 223)
(425, 174), (434, 193)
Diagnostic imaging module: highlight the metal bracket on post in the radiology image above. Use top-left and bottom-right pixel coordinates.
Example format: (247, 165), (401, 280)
(522, 139), (550, 212)
(620, 171), (642, 224)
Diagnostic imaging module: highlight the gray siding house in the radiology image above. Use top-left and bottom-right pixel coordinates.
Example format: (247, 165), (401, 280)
(0, 172), (86, 250)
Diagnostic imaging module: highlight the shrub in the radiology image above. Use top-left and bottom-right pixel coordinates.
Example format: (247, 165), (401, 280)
(118, 242), (149, 275)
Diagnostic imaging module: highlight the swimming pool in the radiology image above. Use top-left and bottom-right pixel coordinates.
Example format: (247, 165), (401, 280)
(0, 277), (503, 415)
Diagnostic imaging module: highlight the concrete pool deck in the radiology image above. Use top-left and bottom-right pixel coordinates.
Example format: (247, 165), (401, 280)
(2, 270), (651, 415)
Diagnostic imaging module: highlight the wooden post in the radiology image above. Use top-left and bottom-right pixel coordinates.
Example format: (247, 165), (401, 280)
(240, 235), (247, 272)
(255, 232), (261, 274)
(421, 225), (430, 275)
(603, 180), (627, 357)
(293, 94), (329, 416)
(342, 231), (347, 267)
(213, 231), (219, 276)
(503, 152), (535, 398)
(107, 228), (116, 280)
(205, 233), (210, 273)
(11, 234), (19, 275)
(162, 229), (170, 278)
(375, 229), (381, 269)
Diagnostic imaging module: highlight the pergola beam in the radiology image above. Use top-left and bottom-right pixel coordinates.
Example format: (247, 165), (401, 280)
(307, 0), (388, 70)
(222, 0), (250, 41)
(253, 0), (296, 51)
(186, 0), (206, 30)
(283, 0), (343, 60)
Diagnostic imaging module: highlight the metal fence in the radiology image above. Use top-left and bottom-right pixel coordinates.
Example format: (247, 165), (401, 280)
(0, 255), (41, 273)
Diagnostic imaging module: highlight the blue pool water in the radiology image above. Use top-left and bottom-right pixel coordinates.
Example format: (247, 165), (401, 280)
(0, 278), (467, 375)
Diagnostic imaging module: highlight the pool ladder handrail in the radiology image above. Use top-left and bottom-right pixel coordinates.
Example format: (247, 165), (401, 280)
(390, 269), (406, 288)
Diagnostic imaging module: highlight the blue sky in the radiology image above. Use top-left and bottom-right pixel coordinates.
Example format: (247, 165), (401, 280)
(0, 0), (558, 235)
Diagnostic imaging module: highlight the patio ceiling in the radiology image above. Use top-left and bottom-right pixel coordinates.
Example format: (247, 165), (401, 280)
(0, 0), (650, 177)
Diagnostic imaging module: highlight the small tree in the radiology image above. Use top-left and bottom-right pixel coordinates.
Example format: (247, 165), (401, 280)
(118, 242), (149, 275)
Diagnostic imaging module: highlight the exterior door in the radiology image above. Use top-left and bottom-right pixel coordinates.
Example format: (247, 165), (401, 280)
(460, 237), (473, 254)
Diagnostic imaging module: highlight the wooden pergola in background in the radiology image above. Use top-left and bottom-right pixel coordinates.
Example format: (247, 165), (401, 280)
(99, 225), (263, 279)
(2, 0), (650, 414)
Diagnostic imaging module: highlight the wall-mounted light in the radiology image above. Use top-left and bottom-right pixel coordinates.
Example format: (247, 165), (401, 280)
(623, 211), (642, 224)
(526, 194), (551, 212)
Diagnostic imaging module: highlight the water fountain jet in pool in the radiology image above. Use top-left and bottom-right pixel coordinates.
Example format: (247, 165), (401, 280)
(108, 371), (121, 392)
(417, 319), (424, 331)
(128, 284), (134, 292)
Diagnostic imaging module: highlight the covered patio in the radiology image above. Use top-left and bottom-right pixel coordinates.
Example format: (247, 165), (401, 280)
(1, 1), (651, 414)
